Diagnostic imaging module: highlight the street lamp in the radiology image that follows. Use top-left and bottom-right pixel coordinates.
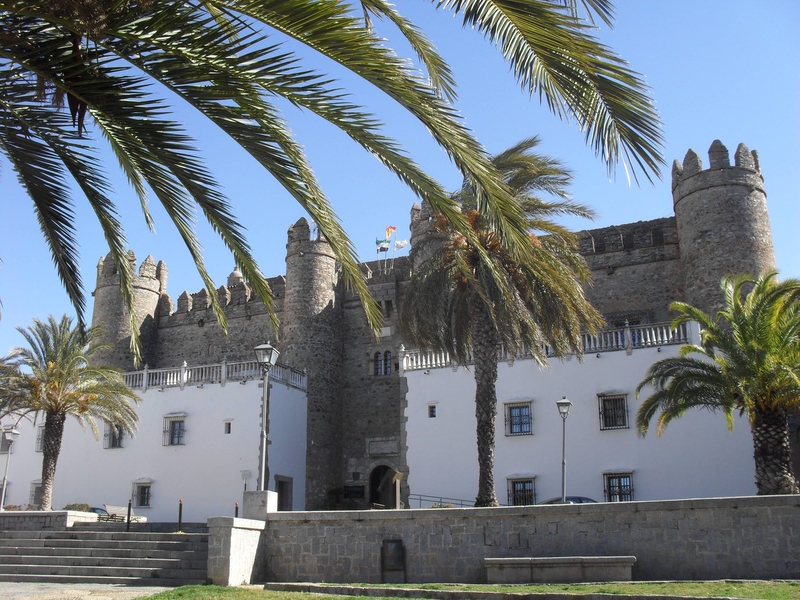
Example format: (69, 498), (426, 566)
(1, 426), (21, 511)
(254, 342), (280, 492)
(556, 396), (572, 503)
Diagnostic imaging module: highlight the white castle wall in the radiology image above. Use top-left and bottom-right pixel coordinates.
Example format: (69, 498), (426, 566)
(1, 379), (307, 522)
(405, 325), (756, 506)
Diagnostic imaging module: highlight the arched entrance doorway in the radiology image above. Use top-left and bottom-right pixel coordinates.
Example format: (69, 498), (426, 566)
(369, 465), (398, 508)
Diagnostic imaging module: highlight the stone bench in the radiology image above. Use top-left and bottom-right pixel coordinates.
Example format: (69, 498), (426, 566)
(484, 555), (636, 584)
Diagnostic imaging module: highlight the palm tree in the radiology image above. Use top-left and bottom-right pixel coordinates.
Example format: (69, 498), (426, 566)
(636, 272), (800, 495)
(1, 1), (663, 357)
(401, 137), (603, 506)
(0, 315), (139, 511)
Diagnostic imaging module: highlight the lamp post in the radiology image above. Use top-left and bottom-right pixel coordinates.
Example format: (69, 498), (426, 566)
(556, 396), (572, 503)
(254, 342), (279, 492)
(1, 426), (21, 511)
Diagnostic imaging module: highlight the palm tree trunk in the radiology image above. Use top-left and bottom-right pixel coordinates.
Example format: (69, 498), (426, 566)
(470, 294), (500, 507)
(751, 406), (799, 495)
(40, 411), (67, 511)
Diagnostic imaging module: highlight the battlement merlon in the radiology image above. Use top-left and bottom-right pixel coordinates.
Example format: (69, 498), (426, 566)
(95, 251), (167, 295)
(672, 141), (764, 199)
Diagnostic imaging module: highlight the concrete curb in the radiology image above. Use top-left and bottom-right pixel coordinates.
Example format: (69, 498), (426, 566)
(262, 582), (740, 600)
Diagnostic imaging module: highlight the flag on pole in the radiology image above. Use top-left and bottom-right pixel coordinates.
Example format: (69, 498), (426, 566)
(385, 225), (397, 239)
(394, 240), (408, 250)
(376, 238), (390, 252)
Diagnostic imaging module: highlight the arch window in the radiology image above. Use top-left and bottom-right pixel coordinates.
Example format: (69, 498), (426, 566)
(374, 351), (393, 376)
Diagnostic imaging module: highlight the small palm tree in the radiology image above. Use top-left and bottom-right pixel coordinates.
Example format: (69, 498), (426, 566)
(0, 315), (139, 511)
(401, 137), (602, 506)
(636, 272), (800, 495)
(1, 1), (663, 355)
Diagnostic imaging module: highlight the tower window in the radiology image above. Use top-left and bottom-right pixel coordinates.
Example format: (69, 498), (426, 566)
(374, 351), (392, 376)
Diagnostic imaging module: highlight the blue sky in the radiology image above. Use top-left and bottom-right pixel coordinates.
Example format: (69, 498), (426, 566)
(1, 0), (798, 354)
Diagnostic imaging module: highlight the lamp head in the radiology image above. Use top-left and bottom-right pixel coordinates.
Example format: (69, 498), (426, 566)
(254, 342), (280, 371)
(556, 396), (572, 419)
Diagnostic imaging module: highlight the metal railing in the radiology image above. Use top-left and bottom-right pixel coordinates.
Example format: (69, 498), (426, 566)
(123, 360), (307, 392)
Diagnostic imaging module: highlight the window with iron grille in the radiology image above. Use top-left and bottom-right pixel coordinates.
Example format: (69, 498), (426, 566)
(427, 405), (437, 418)
(505, 402), (532, 436)
(35, 425), (44, 452)
(29, 482), (43, 508)
(162, 414), (186, 446)
(0, 436), (11, 454)
(103, 422), (125, 449)
(604, 472), (634, 502)
(598, 393), (629, 430)
(133, 482), (151, 507)
(507, 478), (536, 505)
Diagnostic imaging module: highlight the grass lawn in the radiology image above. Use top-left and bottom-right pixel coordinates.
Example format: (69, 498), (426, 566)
(136, 580), (799, 600)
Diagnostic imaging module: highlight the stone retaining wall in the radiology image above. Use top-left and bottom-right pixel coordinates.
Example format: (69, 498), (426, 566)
(0, 510), (97, 531)
(258, 496), (798, 583)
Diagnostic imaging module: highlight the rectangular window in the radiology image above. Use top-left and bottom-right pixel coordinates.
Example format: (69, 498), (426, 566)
(0, 436), (11, 455)
(505, 402), (532, 436)
(428, 405), (437, 418)
(507, 478), (536, 506)
(604, 472), (634, 502)
(133, 483), (151, 508)
(162, 414), (187, 446)
(224, 421), (232, 435)
(35, 425), (45, 453)
(29, 482), (43, 508)
(103, 422), (124, 449)
(598, 393), (629, 430)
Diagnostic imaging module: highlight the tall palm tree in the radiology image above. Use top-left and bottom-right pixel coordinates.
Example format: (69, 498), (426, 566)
(401, 137), (603, 506)
(1, 1), (663, 358)
(0, 315), (139, 511)
(636, 272), (800, 495)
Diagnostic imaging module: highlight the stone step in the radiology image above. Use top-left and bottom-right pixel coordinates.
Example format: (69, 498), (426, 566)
(0, 545), (206, 561)
(0, 553), (206, 570)
(0, 530), (208, 543)
(0, 537), (207, 552)
(0, 572), (206, 586)
(0, 563), (207, 580)
(72, 521), (208, 534)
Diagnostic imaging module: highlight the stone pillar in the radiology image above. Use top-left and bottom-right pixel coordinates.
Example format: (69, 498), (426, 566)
(207, 517), (266, 586)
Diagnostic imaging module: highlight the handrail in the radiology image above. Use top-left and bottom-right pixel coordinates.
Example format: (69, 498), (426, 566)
(123, 359), (307, 392)
(402, 321), (694, 373)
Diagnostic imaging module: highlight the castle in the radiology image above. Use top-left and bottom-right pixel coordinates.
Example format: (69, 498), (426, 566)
(68, 140), (780, 512)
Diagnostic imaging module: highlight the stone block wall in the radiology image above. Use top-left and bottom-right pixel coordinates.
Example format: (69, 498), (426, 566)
(0, 510), (97, 531)
(258, 496), (798, 583)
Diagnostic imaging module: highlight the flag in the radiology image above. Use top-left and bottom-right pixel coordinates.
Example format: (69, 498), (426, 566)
(385, 225), (397, 239)
(394, 240), (408, 250)
(376, 238), (390, 252)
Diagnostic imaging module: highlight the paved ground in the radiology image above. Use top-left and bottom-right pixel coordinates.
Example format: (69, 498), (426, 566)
(0, 582), (172, 600)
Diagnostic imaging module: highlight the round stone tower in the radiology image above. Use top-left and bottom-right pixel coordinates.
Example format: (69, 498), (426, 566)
(281, 218), (342, 510)
(672, 140), (776, 316)
(90, 250), (167, 369)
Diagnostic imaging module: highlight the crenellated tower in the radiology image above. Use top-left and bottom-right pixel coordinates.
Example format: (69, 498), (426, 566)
(672, 140), (776, 316)
(281, 218), (343, 509)
(90, 251), (167, 369)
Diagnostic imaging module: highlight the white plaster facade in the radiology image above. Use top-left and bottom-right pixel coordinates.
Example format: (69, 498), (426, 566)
(0, 366), (307, 522)
(404, 321), (757, 506)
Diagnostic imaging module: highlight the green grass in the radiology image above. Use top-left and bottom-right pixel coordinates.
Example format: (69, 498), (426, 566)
(136, 581), (800, 600)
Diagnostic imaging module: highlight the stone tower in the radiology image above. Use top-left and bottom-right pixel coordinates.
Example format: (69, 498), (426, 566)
(90, 251), (167, 369)
(281, 218), (343, 509)
(672, 140), (776, 316)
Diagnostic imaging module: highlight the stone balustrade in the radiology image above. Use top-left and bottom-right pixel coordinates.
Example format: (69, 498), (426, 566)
(123, 360), (307, 392)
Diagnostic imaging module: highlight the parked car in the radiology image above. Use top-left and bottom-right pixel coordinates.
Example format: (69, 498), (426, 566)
(540, 496), (598, 504)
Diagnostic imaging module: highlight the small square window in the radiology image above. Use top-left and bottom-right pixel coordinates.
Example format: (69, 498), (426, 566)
(505, 402), (532, 436)
(224, 421), (232, 435)
(507, 478), (535, 505)
(604, 472), (634, 502)
(428, 405), (437, 418)
(598, 394), (629, 430)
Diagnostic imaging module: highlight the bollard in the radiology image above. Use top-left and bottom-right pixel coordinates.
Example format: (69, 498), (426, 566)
(178, 499), (183, 532)
(126, 499), (132, 532)
(235, 502), (239, 518)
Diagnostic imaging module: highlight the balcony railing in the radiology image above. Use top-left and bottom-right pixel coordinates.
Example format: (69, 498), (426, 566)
(124, 360), (307, 392)
(401, 320), (694, 373)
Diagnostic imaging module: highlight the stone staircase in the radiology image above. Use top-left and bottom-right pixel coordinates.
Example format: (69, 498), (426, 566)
(0, 525), (208, 586)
